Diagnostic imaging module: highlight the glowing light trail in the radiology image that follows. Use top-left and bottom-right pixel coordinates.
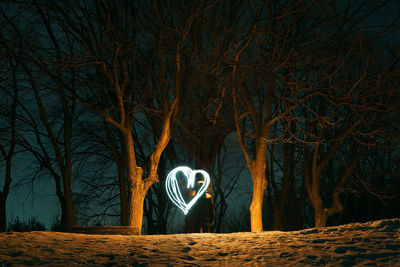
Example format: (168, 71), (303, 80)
(165, 166), (210, 215)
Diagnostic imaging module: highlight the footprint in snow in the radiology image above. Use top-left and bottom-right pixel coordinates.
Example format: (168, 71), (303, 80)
(181, 246), (191, 252)
(180, 255), (194, 261)
(95, 253), (116, 260)
(8, 251), (23, 257)
(334, 246), (367, 254)
(311, 238), (327, 244)
(217, 252), (228, 256)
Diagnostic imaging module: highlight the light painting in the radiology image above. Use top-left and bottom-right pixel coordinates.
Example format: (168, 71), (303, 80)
(165, 166), (210, 215)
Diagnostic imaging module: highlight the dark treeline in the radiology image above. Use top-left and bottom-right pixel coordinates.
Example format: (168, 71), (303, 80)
(0, 0), (399, 234)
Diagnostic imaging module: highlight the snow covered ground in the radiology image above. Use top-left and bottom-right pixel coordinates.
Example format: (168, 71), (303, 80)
(1, 218), (399, 266)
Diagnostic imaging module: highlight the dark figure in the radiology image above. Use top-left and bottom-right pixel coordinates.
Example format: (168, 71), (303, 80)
(185, 180), (215, 233)
(184, 189), (197, 233)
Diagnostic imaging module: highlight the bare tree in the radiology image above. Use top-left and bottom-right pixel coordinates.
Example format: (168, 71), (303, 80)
(0, 3), (86, 231)
(231, 0), (321, 232)
(27, 0), (201, 233)
(298, 0), (400, 227)
(0, 59), (18, 232)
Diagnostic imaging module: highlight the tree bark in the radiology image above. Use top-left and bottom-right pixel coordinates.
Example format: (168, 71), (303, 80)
(0, 195), (7, 232)
(249, 144), (268, 232)
(0, 152), (13, 233)
(312, 198), (328, 228)
(233, 84), (269, 232)
(306, 143), (363, 228)
(128, 169), (146, 233)
(272, 143), (291, 230)
(62, 181), (76, 231)
(0, 64), (17, 232)
(249, 174), (267, 232)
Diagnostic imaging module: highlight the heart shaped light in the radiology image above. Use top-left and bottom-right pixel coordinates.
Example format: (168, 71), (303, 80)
(165, 166), (210, 215)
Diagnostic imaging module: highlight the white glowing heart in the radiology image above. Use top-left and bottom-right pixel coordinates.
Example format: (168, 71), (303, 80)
(165, 166), (210, 215)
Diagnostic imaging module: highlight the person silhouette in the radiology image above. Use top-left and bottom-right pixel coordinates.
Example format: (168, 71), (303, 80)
(184, 188), (197, 233)
(185, 179), (215, 233)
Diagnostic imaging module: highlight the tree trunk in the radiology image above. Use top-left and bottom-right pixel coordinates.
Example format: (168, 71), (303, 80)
(250, 176), (267, 232)
(249, 151), (268, 232)
(60, 197), (67, 231)
(306, 145), (362, 228)
(116, 155), (129, 226)
(272, 143), (291, 230)
(0, 167), (11, 232)
(272, 182), (289, 230)
(0, 196), (7, 232)
(0, 76), (17, 233)
(248, 134), (269, 232)
(314, 207), (328, 228)
(63, 185), (76, 231)
(129, 192), (146, 233)
(272, 205), (284, 230)
(62, 154), (76, 231)
(290, 177), (307, 230)
(50, 185), (74, 232)
(123, 129), (146, 233)
(119, 168), (129, 226)
(57, 181), (76, 232)
(122, 95), (176, 233)
(128, 169), (145, 233)
(308, 181), (328, 228)
(0, 157), (13, 232)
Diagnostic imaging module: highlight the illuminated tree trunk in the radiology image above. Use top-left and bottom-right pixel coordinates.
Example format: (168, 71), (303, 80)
(25, 0), (182, 232)
(127, 169), (145, 233)
(249, 172), (267, 232)
(123, 129), (144, 232)
(233, 84), (271, 232)
(124, 138), (170, 233)
(120, 98), (177, 233)
(248, 142), (268, 232)
(232, 44), (271, 232)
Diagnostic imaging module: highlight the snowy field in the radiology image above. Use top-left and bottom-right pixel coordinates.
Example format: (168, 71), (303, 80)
(1, 219), (400, 266)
